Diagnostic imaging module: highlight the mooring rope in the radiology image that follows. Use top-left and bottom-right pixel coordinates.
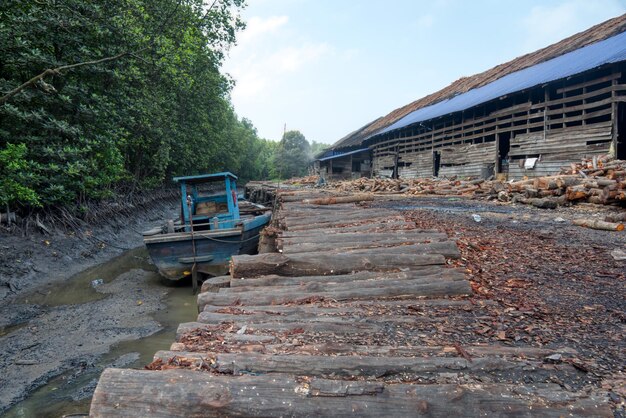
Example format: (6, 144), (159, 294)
(196, 233), (261, 244)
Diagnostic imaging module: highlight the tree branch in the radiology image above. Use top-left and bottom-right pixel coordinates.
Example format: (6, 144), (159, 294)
(1, 0), (212, 106)
(0, 51), (131, 105)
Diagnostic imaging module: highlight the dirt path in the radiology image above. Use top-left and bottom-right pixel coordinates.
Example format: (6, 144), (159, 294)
(0, 200), (187, 414)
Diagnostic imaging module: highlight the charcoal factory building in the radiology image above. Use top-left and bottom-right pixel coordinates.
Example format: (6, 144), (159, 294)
(316, 14), (626, 180)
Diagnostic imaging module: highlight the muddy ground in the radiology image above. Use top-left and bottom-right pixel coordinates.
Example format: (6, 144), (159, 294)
(0, 194), (624, 415)
(0, 199), (186, 415)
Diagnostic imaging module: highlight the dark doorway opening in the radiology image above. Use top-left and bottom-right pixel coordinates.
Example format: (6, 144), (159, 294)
(497, 132), (511, 173)
(433, 151), (441, 177)
(617, 103), (626, 160)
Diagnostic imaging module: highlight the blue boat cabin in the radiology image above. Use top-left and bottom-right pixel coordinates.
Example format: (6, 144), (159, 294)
(173, 172), (240, 232)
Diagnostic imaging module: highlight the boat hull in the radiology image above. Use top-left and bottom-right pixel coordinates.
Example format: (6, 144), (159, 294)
(144, 216), (269, 281)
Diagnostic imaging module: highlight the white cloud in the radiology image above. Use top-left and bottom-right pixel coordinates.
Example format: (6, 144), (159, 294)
(227, 42), (332, 103)
(270, 43), (332, 72)
(238, 15), (289, 46)
(225, 12), (336, 105)
(521, 0), (625, 52)
(231, 70), (268, 101)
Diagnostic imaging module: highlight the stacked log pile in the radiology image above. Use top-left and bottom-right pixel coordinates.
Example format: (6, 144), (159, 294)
(323, 157), (626, 210)
(283, 175), (320, 185)
(90, 188), (611, 416)
(329, 176), (498, 197)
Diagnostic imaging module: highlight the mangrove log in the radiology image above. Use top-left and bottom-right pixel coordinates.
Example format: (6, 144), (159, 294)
(572, 218), (624, 231)
(605, 212), (626, 223)
(278, 231), (448, 246)
(197, 278), (471, 309)
(227, 268), (452, 288)
(303, 194), (374, 205)
(229, 252), (445, 278)
(283, 241), (460, 258)
(90, 369), (610, 418)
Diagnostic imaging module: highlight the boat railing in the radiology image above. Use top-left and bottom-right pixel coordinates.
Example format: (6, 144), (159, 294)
(175, 217), (243, 233)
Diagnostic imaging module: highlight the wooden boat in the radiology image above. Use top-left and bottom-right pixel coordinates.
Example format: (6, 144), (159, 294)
(143, 172), (271, 282)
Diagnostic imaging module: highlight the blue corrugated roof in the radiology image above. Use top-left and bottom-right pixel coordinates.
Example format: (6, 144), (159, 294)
(317, 148), (370, 161)
(377, 31), (626, 136)
(173, 172), (237, 183)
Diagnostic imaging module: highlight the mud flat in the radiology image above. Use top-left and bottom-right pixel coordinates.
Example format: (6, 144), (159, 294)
(0, 200), (198, 416)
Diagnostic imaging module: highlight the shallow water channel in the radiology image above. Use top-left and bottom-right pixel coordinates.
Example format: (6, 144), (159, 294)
(4, 247), (199, 418)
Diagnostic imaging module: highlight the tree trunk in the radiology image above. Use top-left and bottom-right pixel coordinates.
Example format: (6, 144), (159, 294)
(303, 194), (374, 205)
(572, 218), (624, 231)
(157, 352), (518, 377)
(283, 241), (460, 258)
(228, 268), (450, 288)
(282, 211), (394, 228)
(200, 276), (231, 293)
(604, 212), (626, 223)
(197, 277), (471, 309)
(91, 369), (610, 417)
(229, 252), (445, 278)
(278, 231), (448, 246)
(215, 269), (463, 295)
(278, 221), (419, 235)
(566, 185), (590, 201)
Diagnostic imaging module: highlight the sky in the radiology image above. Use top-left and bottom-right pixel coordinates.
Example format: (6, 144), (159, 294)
(222, 0), (626, 144)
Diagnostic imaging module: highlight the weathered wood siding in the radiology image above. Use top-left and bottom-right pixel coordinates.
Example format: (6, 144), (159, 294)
(398, 151), (433, 178)
(439, 143), (496, 178)
(366, 66), (623, 180)
(508, 121), (613, 178)
(372, 154), (395, 177)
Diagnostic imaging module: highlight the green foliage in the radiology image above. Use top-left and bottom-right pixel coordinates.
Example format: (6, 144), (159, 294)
(0, 0), (284, 211)
(273, 130), (312, 179)
(0, 143), (40, 207)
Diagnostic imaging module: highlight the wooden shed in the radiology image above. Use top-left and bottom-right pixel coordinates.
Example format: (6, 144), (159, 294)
(326, 14), (626, 180)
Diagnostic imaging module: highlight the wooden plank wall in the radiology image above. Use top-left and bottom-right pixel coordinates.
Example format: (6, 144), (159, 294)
(327, 158), (352, 181)
(368, 68), (625, 179)
(398, 151), (433, 178)
(439, 142), (496, 178)
(508, 121), (612, 178)
(372, 154), (395, 177)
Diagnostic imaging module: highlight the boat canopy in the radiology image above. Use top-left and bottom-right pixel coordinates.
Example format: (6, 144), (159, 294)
(174, 172), (240, 230)
(173, 172), (238, 184)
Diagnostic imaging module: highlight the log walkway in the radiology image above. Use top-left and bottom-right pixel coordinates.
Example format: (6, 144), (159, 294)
(90, 185), (612, 417)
